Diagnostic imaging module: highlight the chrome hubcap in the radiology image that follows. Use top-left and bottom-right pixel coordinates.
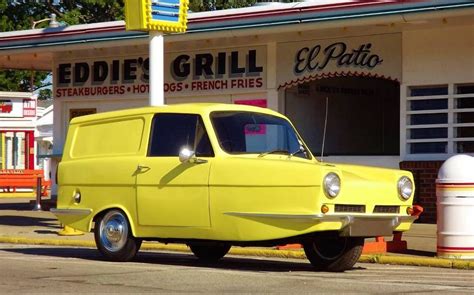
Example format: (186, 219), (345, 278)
(100, 211), (128, 252)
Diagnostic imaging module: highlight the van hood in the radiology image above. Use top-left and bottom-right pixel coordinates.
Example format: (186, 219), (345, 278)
(315, 162), (414, 206)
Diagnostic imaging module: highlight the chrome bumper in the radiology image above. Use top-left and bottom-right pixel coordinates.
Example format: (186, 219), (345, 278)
(224, 212), (418, 237)
(50, 208), (92, 216)
(338, 215), (417, 237)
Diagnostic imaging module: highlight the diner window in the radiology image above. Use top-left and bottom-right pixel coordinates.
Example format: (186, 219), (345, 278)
(285, 77), (399, 156)
(404, 83), (474, 158)
(148, 114), (214, 157)
(0, 131), (27, 169)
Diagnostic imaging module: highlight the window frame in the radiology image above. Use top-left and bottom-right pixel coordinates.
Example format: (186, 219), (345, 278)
(401, 83), (474, 160)
(209, 110), (312, 160)
(147, 112), (215, 158)
(284, 77), (401, 157)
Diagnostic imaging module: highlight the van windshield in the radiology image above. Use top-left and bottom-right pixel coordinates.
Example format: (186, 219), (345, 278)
(210, 111), (311, 159)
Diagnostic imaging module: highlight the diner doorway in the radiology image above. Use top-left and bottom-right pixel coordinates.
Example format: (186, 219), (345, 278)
(285, 76), (400, 166)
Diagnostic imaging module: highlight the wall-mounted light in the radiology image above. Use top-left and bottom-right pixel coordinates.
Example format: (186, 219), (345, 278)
(32, 13), (60, 29)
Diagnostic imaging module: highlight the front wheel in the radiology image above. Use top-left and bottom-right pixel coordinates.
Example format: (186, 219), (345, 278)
(303, 237), (364, 272)
(189, 244), (231, 263)
(94, 209), (142, 262)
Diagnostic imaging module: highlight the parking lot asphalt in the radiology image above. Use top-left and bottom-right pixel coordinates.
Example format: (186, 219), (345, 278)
(0, 197), (472, 270)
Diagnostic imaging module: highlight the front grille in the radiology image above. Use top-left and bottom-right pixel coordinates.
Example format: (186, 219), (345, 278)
(335, 204), (366, 213)
(373, 205), (400, 214)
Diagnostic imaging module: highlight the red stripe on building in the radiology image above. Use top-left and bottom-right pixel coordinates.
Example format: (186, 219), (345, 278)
(190, 1), (393, 24)
(437, 246), (474, 251)
(0, 26), (125, 44)
(437, 183), (474, 186)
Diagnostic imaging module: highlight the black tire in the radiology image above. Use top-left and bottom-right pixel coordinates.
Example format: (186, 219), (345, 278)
(303, 237), (364, 272)
(189, 244), (231, 263)
(94, 209), (142, 262)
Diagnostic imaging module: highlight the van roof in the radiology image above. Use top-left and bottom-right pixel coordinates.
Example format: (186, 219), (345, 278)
(69, 103), (284, 124)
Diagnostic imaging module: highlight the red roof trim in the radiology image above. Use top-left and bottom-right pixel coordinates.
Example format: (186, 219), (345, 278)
(0, 1), (403, 43)
(189, 2), (387, 24)
(0, 25), (126, 44)
(278, 71), (400, 90)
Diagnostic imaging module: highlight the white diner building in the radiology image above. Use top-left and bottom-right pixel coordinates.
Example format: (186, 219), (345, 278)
(0, 0), (473, 222)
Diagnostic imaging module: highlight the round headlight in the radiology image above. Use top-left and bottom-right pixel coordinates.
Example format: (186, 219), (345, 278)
(398, 176), (413, 200)
(324, 173), (341, 198)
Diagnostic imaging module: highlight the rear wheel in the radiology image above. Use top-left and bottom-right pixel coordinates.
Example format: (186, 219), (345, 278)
(189, 244), (231, 263)
(303, 237), (364, 272)
(94, 209), (142, 262)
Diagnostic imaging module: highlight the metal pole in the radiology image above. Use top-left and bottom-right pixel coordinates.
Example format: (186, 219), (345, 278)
(149, 31), (164, 106)
(32, 176), (42, 211)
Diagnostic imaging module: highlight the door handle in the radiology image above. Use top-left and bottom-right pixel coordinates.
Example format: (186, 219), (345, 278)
(190, 158), (208, 164)
(137, 165), (151, 172)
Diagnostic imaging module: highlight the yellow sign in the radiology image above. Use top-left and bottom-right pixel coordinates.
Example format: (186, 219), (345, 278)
(125, 0), (189, 32)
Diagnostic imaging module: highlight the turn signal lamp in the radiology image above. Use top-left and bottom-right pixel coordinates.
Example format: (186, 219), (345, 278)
(406, 207), (414, 215)
(321, 205), (329, 214)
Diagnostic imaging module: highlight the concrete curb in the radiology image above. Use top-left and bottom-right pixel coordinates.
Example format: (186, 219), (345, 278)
(358, 254), (474, 270)
(0, 236), (95, 248)
(0, 236), (472, 270)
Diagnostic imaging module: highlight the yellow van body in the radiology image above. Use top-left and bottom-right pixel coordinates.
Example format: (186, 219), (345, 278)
(52, 103), (417, 269)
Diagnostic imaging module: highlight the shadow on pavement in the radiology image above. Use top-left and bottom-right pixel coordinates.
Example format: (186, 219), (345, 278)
(0, 215), (59, 228)
(34, 229), (62, 235)
(0, 246), (367, 273)
(0, 202), (34, 211)
(1, 246), (101, 260)
(403, 249), (436, 257)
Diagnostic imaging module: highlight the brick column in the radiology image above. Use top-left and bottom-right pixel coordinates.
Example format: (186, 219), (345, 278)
(399, 161), (444, 223)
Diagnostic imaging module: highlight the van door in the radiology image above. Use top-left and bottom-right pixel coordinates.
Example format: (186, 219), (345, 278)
(136, 113), (213, 227)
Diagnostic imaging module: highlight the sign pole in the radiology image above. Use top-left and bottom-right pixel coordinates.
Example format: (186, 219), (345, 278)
(149, 31), (164, 106)
(125, 0), (188, 106)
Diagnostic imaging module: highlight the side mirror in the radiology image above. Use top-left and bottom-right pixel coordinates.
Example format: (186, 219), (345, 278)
(179, 147), (195, 163)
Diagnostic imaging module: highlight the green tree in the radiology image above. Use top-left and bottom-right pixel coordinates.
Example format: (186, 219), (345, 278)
(0, 1), (50, 94)
(0, 0), (126, 96)
(0, 0), (260, 96)
(0, 70), (47, 92)
(38, 88), (53, 100)
(43, 0), (125, 25)
(189, 0), (258, 12)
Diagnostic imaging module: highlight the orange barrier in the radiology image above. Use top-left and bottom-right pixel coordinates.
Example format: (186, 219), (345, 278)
(0, 169), (50, 197)
(362, 232), (407, 254)
(276, 244), (301, 250)
(362, 205), (424, 254)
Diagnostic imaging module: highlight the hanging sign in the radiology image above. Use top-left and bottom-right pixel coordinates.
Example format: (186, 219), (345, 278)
(0, 99), (26, 118)
(125, 0), (189, 32)
(0, 100), (13, 114)
(23, 99), (36, 117)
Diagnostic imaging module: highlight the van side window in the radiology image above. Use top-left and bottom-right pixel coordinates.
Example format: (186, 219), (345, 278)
(148, 114), (214, 157)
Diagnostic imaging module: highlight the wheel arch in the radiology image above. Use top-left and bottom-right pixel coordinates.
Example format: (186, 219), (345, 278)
(92, 206), (138, 238)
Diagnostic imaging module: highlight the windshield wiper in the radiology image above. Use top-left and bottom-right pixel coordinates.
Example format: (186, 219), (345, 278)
(258, 149), (291, 157)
